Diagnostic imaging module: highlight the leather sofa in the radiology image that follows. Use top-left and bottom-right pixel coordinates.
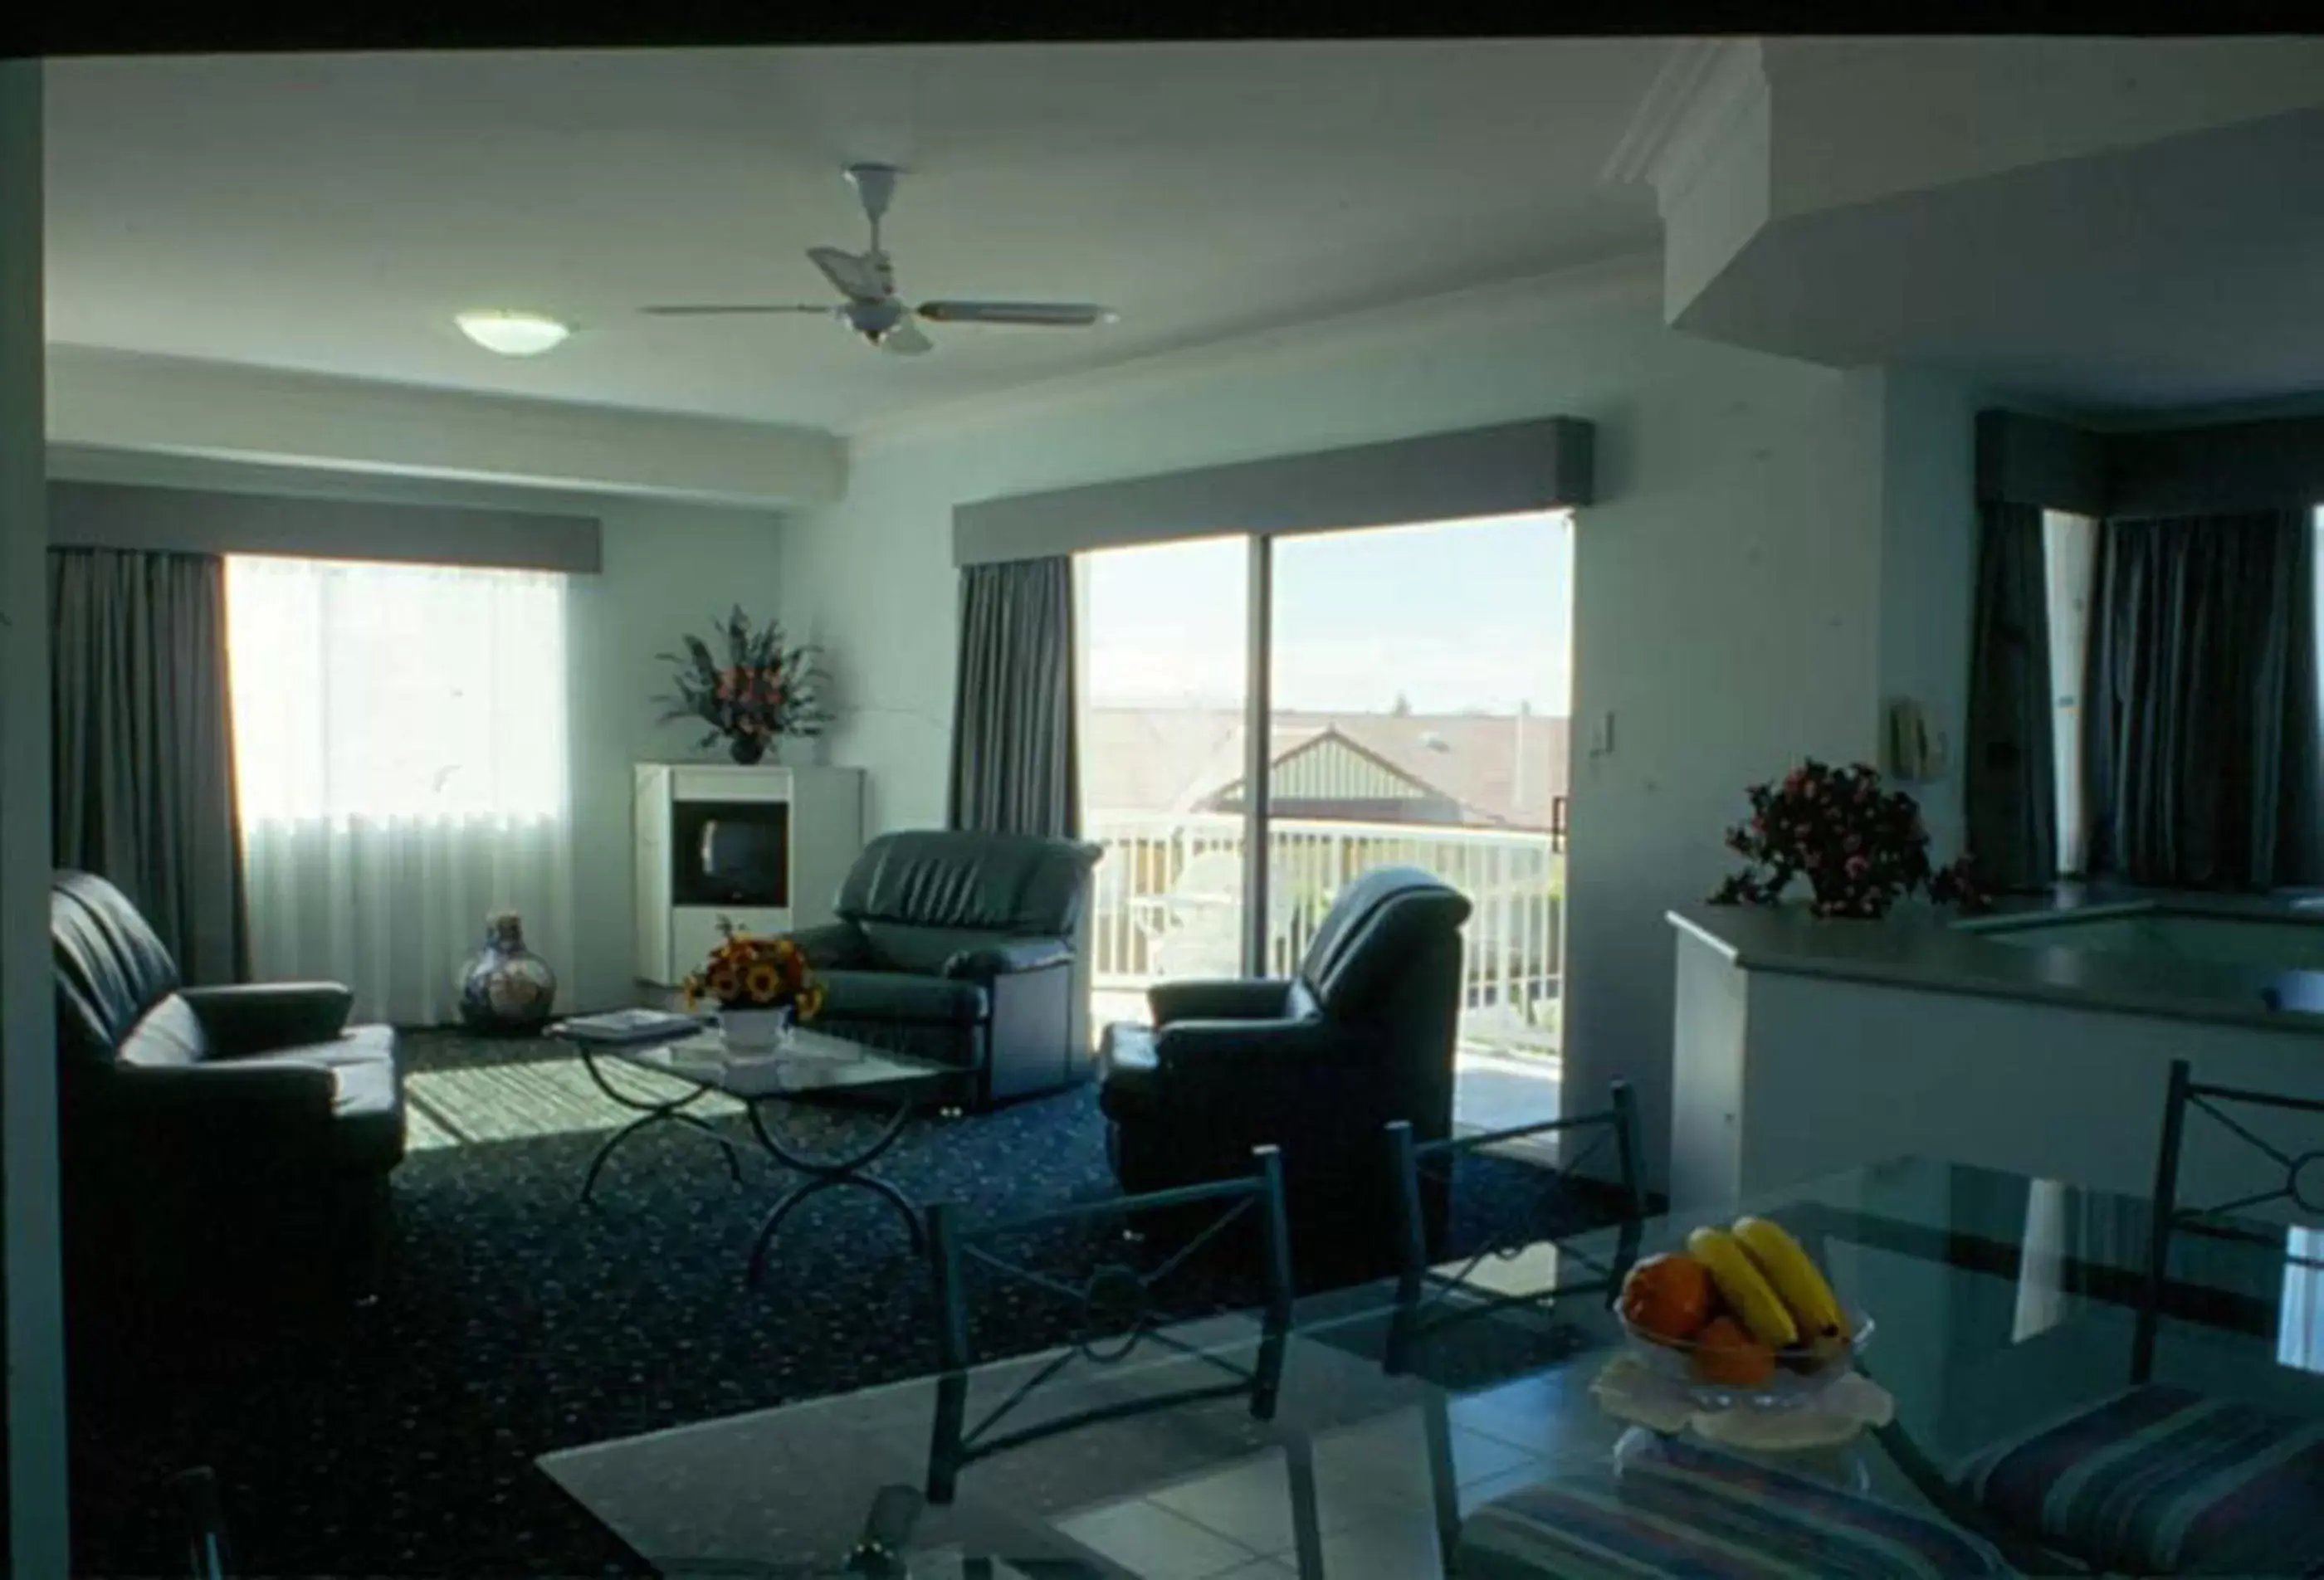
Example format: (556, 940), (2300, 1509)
(791, 830), (1102, 1110)
(1098, 867), (1472, 1251)
(51, 870), (405, 1314)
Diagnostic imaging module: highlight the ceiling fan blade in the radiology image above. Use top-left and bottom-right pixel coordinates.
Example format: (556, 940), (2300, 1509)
(808, 246), (888, 303)
(916, 301), (1116, 327)
(639, 304), (835, 317)
(881, 321), (934, 357)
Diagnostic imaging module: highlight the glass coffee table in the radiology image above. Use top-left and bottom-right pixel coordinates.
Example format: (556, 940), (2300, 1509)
(553, 1017), (952, 1285)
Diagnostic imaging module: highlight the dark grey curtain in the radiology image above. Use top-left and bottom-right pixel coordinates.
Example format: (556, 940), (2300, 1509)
(1963, 501), (2058, 890)
(948, 557), (1079, 838)
(48, 549), (248, 983)
(2082, 510), (2322, 890)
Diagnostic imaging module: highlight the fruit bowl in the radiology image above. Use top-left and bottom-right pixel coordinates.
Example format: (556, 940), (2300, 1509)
(1619, 1308), (1875, 1408)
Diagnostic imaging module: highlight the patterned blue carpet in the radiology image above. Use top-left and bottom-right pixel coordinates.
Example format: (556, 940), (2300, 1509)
(67, 1031), (1602, 1577)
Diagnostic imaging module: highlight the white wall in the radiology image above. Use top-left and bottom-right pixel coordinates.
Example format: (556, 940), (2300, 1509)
(564, 500), (788, 1009)
(784, 266), (1911, 1186)
(2, 60), (69, 1580)
(1870, 365), (1983, 858)
(41, 451), (787, 1016)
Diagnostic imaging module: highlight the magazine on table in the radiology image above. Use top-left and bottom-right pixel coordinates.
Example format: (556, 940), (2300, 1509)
(552, 1007), (712, 1045)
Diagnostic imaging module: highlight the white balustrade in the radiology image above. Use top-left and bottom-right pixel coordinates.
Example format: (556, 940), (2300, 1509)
(1085, 810), (1564, 1063)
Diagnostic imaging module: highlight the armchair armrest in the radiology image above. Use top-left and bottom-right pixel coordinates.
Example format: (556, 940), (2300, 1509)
(78, 1061), (339, 1161)
(943, 939), (1073, 981)
(1151, 1015), (1357, 1073)
(789, 922), (871, 970)
(183, 983), (354, 1056)
(1148, 978), (1296, 1027)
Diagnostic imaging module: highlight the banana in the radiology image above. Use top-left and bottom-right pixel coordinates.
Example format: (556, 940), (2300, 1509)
(1687, 1226), (1799, 1349)
(1732, 1216), (1849, 1340)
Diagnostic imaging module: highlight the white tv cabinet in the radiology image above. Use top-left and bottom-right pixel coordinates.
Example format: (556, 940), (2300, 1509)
(633, 763), (865, 988)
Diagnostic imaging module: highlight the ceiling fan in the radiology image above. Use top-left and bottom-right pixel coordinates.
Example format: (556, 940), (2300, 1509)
(640, 164), (1118, 357)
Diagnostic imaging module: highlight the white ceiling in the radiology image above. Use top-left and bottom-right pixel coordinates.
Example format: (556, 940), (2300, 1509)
(43, 42), (1672, 435)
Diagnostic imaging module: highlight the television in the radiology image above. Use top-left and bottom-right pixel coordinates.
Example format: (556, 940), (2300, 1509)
(672, 798), (790, 908)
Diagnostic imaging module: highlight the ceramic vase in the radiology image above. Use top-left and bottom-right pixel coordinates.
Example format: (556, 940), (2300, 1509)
(457, 911), (558, 1035)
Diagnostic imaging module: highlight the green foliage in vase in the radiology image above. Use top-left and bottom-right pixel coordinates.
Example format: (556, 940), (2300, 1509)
(656, 606), (833, 751)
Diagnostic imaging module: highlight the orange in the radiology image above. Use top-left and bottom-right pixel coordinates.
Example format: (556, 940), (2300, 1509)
(1691, 1315), (1776, 1387)
(1620, 1253), (1716, 1343)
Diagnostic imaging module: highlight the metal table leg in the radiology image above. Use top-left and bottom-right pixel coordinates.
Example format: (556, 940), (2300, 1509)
(576, 1046), (745, 1205)
(745, 1095), (926, 1285)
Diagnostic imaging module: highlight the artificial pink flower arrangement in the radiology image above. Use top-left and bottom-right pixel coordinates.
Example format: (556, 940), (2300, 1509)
(1710, 758), (1990, 919)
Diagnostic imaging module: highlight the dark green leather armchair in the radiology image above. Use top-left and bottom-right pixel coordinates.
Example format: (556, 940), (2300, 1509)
(791, 830), (1103, 1109)
(1097, 867), (1472, 1239)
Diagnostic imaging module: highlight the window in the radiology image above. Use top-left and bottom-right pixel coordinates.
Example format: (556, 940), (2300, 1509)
(1076, 512), (1574, 1135)
(225, 555), (569, 824)
(224, 555), (573, 1025)
(2042, 511), (2097, 877)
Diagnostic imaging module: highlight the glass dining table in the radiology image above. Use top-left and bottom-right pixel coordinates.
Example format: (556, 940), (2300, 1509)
(537, 1155), (2324, 1578)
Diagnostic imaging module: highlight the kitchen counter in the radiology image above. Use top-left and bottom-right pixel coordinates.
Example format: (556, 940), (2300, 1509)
(1664, 892), (2324, 1209)
(1667, 893), (2324, 1039)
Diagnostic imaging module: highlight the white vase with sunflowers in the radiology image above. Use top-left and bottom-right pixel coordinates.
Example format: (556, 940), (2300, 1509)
(680, 920), (828, 1053)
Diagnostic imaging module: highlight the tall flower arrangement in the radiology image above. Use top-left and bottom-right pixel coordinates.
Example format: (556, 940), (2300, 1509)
(657, 606), (832, 764)
(1710, 758), (1989, 919)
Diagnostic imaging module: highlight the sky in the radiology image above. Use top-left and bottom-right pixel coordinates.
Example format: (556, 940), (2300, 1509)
(1082, 511), (1573, 714)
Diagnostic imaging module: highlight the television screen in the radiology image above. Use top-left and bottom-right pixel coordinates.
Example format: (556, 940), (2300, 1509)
(672, 798), (789, 908)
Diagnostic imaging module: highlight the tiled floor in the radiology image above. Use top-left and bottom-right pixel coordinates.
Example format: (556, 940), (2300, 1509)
(542, 1300), (1628, 1578)
(1045, 1366), (1623, 1579)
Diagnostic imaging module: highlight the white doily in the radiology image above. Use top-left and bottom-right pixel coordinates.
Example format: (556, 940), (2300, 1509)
(1590, 1352), (1896, 1451)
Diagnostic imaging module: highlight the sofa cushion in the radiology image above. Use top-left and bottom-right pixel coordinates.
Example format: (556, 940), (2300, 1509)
(1954, 1382), (2324, 1575)
(816, 969), (990, 1027)
(224, 1022), (402, 1074)
(837, 830), (1100, 937)
(114, 996), (211, 1069)
(51, 871), (187, 1062)
(1462, 1439), (2013, 1579)
(858, 921), (982, 976)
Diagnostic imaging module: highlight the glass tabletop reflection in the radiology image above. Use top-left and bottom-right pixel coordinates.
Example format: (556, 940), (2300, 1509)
(538, 1156), (2324, 1578)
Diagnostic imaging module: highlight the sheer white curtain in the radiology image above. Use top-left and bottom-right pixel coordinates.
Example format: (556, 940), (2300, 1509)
(226, 555), (574, 1025)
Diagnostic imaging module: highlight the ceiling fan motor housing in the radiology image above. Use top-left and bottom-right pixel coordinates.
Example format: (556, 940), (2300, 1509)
(843, 298), (906, 341)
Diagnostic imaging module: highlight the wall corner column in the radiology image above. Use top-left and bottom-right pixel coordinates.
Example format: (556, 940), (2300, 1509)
(2, 56), (69, 1580)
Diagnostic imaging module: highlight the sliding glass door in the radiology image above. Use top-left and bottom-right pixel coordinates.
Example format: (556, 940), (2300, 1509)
(1267, 514), (1572, 1085)
(1077, 513), (1575, 1121)
(1077, 536), (1250, 1035)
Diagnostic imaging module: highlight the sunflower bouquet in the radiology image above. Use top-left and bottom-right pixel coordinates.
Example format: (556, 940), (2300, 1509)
(680, 919), (826, 1021)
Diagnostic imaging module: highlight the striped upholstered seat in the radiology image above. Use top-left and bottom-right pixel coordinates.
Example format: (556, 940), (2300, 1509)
(1953, 1383), (2324, 1576)
(1459, 1436), (2014, 1579)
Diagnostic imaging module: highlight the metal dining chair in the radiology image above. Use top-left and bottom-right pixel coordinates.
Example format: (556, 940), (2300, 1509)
(1383, 1080), (1648, 1382)
(168, 1465), (232, 1580)
(920, 1146), (1296, 1507)
(1946, 1058), (2324, 1577)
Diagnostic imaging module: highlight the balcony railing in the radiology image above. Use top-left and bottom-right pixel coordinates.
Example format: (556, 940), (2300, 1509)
(1086, 810), (1564, 1061)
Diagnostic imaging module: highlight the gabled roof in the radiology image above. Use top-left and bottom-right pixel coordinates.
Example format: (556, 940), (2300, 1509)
(1083, 706), (1569, 830)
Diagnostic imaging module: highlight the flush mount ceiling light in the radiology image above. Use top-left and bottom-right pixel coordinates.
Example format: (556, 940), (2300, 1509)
(455, 310), (571, 356)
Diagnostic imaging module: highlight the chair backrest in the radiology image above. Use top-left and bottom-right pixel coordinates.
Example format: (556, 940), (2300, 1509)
(1296, 866), (1472, 1017)
(51, 869), (195, 1066)
(2139, 1057), (2324, 1378)
(836, 831), (1101, 971)
(920, 1147), (1294, 1504)
(1384, 1082), (1648, 1378)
